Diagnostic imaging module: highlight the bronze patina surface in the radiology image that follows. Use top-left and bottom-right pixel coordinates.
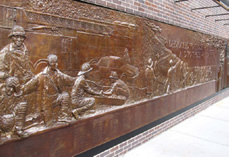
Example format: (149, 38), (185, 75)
(0, 0), (226, 156)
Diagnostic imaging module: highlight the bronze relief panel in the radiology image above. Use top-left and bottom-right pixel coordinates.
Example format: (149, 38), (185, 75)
(0, 0), (224, 146)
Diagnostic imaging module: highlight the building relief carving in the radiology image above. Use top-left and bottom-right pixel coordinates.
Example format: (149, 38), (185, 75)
(0, 5), (16, 28)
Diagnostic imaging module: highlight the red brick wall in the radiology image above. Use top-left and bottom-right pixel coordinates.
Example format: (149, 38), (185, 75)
(79, 0), (229, 39)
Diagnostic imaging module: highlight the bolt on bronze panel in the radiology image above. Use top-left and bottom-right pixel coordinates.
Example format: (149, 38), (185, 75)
(0, 0), (226, 155)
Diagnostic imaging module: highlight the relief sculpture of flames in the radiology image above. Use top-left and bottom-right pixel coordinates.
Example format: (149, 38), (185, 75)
(0, 0), (223, 145)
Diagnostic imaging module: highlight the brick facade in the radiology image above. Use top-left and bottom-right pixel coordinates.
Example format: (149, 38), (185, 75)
(94, 89), (229, 157)
(79, 0), (229, 39)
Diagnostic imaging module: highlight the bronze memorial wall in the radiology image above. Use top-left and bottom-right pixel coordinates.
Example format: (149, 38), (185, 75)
(0, 0), (227, 156)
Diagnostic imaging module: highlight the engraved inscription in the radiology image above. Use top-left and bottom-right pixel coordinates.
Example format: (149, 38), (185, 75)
(166, 40), (216, 59)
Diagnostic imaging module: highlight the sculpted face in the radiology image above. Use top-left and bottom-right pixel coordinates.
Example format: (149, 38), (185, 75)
(49, 59), (58, 70)
(12, 35), (25, 48)
(48, 55), (58, 70)
(5, 84), (14, 96)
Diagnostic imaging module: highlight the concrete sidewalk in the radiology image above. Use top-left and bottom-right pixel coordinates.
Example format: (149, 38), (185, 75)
(124, 97), (229, 157)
